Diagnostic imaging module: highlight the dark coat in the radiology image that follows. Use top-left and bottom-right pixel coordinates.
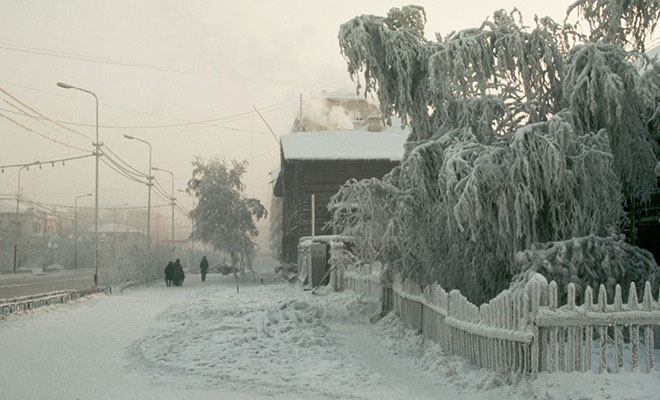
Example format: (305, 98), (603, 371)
(164, 262), (174, 280)
(172, 259), (185, 286)
(200, 257), (209, 272)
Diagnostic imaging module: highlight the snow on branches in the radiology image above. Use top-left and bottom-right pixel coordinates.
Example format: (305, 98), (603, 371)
(567, 0), (660, 52)
(187, 158), (267, 272)
(512, 234), (659, 303)
(334, 4), (660, 303)
(563, 42), (658, 200)
(331, 116), (624, 303)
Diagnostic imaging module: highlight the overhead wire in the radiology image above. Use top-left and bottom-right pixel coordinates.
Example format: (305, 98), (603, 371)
(100, 157), (147, 185)
(0, 87), (90, 139)
(0, 83), (238, 224)
(0, 41), (332, 89)
(0, 153), (94, 171)
(0, 109), (90, 152)
(0, 100), (292, 130)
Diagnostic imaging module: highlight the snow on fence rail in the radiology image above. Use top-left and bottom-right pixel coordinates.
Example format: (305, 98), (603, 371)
(392, 274), (660, 376)
(0, 287), (110, 318)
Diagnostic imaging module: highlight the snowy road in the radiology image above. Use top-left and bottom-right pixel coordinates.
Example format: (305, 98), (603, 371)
(3, 259), (660, 399)
(0, 268), (95, 299)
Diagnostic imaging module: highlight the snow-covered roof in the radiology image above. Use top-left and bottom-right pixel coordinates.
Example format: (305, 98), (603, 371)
(280, 129), (408, 161)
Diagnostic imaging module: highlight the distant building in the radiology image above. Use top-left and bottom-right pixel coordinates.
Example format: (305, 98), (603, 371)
(0, 200), (72, 237)
(273, 92), (408, 263)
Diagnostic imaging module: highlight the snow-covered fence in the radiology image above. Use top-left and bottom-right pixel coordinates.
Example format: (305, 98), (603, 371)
(0, 287), (109, 318)
(537, 281), (660, 373)
(392, 274), (660, 376)
(393, 274), (536, 375)
(342, 262), (393, 315)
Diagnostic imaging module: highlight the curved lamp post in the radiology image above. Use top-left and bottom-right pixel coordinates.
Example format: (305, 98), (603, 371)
(57, 82), (101, 285)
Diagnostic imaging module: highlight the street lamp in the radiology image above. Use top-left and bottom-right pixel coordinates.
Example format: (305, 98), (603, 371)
(57, 81), (101, 286)
(14, 161), (40, 273)
(123, 134), (152, 253)
(153, 166), (175, 253)
(74, 193), (92, 269)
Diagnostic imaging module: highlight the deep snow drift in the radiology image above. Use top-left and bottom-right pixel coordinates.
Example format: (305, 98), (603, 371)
(128, 278), (384, 398)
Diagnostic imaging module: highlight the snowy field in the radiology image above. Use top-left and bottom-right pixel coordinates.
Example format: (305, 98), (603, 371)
(1, 258), (660, 399)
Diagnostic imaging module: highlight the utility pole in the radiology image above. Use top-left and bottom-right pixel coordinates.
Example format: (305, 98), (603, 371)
(57, 82), (101, 286)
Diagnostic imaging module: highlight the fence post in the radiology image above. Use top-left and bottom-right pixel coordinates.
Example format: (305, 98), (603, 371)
(614, 285), (623, 371)
(598, 284), (608, 373)
(529, 281), (540, 376)
(644, 282), (655, 371)
(584, 286), (594, 372)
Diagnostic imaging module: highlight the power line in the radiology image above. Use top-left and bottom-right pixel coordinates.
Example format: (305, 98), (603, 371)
(0, 100), (291, 130)
(0, 153), (94, 171)
(0, 81), (295, 131)
(0, 109), (90, 151)
(16, 196), (173, 211)
(100, 156), (147, 185)
(0, 41), (333, 89)
(0, 87), (90, 139)
(103, 145), (148, 177)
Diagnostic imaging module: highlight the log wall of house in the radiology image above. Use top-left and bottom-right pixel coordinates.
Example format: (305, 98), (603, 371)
(280, 159), (398, 263)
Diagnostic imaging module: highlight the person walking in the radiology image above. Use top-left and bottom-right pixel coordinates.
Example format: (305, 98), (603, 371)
(172, 258), (185, 287)
(164, 261), (174, 287)
(200, 256), (209, 282)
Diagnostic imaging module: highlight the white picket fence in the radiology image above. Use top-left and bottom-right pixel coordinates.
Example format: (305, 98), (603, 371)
(392, 274), (660, 376)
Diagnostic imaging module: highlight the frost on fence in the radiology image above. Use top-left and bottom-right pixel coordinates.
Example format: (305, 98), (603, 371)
(537, 280), (660, 373)
(393, 273), (542, 376)
(393, 272), (660, 376)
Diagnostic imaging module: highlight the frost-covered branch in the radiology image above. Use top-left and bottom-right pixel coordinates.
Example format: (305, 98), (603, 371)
(567, 0), (660, 52)
(512, 234), (659, 303)
(333, 3), (660, 303)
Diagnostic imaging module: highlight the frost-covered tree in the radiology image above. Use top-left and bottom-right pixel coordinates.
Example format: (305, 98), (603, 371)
(187, 158), (267, 274)
(512, 234), (659, 303)
(330, 2), (660, 303)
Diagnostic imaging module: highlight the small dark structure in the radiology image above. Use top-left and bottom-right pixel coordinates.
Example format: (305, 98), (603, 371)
(273, 129), (407, 264)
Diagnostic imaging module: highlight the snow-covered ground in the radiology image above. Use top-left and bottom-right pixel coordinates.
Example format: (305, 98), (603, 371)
(2, 257), (660, 399)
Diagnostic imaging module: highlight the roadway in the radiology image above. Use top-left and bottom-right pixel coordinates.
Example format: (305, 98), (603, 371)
(0, 268), (95, 299)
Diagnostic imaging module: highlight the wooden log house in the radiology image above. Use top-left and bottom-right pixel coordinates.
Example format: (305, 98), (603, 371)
(273, 128), (408, 263)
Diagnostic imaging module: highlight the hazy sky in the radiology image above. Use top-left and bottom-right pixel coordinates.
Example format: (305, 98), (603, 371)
(0, 0), (574, 244)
